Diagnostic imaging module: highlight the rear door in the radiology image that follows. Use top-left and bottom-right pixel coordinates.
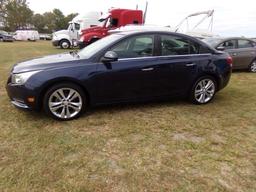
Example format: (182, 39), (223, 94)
(156, 34), (212, 94)
(236, 39), (256, 69)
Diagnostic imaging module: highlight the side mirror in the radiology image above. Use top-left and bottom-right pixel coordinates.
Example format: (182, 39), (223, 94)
(216, 46), (225, 51)
(101, 51), (118, 63)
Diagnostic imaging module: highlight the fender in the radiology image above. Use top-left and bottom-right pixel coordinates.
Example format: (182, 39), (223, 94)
(82, 32), (106, 44)
(53, 33), (72, 45)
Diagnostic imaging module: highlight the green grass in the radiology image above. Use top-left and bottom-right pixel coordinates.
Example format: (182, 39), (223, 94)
(0, 41), (256, 191)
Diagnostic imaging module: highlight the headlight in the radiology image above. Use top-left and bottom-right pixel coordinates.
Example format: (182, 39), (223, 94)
(11, 71), (40, 85)
(79, 36), (84, 42)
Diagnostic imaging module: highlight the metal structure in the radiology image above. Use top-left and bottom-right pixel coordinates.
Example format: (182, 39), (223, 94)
(175, 10), (214, 33)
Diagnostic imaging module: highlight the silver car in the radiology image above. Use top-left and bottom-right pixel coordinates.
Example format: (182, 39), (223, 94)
(203, 37), (256, 72)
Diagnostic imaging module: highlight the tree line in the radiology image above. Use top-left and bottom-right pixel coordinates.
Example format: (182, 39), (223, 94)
(0, 0), (78, 33)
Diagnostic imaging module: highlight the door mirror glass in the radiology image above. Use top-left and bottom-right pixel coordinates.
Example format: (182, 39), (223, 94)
(216, 46), (225, 51)
(101, 51), (118, 63)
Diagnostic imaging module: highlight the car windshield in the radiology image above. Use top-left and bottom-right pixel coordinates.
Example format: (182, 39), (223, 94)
(0, 30), (8, 35)
(78, 34), (124, 58)
(203, 38), (222, 46)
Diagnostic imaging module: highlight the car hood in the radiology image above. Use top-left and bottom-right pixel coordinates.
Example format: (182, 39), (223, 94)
(12, 53), (86, 73)
(54, 30), (69, 36)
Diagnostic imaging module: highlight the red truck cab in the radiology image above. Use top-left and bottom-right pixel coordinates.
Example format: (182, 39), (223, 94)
(78, 9), (143, 48)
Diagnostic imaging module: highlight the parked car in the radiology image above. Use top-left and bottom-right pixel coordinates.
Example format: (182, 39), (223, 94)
(203, 37), (256, 72)
(0, 30), (14, 42)
(13, 30), (40, 41)
(39, 33), (52, 40)
(6, 31), (232, 120)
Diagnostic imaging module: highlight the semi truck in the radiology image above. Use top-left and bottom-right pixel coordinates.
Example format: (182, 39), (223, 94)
(52, 11), (101, 49)
(78, 8), (144, 48)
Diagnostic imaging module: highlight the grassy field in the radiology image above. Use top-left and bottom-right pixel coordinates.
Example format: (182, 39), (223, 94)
(0, 41), (256, 192)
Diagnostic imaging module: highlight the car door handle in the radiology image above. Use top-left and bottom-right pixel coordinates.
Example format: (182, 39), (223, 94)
(232, 53), (237, 56)
(141, 67), (154, 71)
(186, 63), (196, 67)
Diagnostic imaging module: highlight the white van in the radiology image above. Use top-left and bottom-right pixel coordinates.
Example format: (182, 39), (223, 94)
(52, 11), (101, 49)
(14, 30), (40, 41)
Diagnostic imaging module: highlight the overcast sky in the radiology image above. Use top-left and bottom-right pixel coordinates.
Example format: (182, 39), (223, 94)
(27, 0), (256, 37)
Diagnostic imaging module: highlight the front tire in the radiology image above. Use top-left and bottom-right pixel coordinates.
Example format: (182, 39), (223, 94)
(249, 60), (256, 73)
(190, 76), (216, 104)
(43, 83), (86, 120)
(60, 39), (71, 49)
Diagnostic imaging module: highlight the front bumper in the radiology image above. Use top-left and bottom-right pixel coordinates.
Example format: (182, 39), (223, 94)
(52, 40), (59, 47)
(3, 38), (14, 42)
(11, 100), (29, 109)
(6, 82), (40, 110)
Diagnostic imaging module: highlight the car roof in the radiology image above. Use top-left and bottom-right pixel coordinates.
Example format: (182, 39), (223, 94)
(203, 36), (256, 47)
(116, 30), (203, 40)
(205, 36), (254, 42)
(112, 30), (217, 54)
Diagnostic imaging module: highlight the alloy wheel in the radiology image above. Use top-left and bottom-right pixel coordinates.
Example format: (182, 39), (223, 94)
(250, 61), (256, 72)
(194, 79), (215, 104)
(48, 88), (83, 119)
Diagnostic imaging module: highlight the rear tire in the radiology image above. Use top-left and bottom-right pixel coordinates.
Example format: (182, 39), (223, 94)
(189, 76), (216, 104)
(43, 83), (86, 120)
(249, 60), (256, 73)
(60, 39), (71, 49)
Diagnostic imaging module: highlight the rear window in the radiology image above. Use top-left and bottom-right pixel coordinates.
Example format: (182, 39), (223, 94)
(160, 35), (200, 55)
(238, 39), (254, 48)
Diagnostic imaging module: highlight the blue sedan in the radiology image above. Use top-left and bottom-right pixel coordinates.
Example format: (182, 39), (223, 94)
(6, 31), (232, 120)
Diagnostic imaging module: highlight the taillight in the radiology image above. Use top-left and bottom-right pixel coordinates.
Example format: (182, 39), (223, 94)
(227, 56), (233, 67)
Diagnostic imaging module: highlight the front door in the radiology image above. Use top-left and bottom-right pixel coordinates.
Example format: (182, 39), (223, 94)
(92, 34), (175, 104)
(69, 23), (80, 41)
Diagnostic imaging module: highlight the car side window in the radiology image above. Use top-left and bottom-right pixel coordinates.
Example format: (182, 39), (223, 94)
(219, 40), (236, 50)
(111, 35), (154, 59)
(238, 39), (254, 48)
(160, 35), (199, 56)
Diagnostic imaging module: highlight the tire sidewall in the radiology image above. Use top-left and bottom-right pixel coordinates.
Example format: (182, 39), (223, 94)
(249, 60), (256, 73)
(60, 40), (71, 49)
(43, 83), (86, 120)
(190, 76), (217, 105)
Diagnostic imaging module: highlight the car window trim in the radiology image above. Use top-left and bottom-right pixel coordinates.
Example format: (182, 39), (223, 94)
(117, 53), (212, 61)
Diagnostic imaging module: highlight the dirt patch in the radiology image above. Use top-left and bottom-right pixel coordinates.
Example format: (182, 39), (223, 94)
(173, 133), (205, 144)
